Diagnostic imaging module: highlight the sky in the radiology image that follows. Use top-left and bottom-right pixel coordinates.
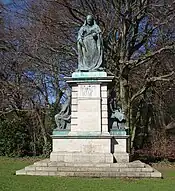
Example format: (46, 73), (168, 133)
(1, 0), (11, 4)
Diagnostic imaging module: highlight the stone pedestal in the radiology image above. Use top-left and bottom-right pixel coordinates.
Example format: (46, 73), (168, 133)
(50, 72), (129, 163)
(70, 72), (110, 135)
(50, 72), (114, 163)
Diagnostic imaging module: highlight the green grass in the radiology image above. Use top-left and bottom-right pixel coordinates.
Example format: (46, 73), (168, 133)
(0, 157), (175, 191)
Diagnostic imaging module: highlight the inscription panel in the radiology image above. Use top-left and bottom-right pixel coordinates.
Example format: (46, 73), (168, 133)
(76, 99), (101, 132)
(78, 84), (100, 98)
(71, 84), (101, 132)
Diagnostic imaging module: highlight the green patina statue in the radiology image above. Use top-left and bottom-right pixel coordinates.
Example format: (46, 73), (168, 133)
(77, 15), (103, 71)
(55, 88), (71, 129)
(109, 98), (126, 129)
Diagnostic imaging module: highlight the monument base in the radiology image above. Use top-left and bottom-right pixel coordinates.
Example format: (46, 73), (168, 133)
(16, 132), (162, 178)
(15, 72), (162, 178)
(50, 133), (114, 163)
(50, 152), (113, 163)
(113, 152), (130, 163)
(16, 159), (162, 178)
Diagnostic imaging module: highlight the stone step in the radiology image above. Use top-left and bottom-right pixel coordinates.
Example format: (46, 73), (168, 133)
(17, 169), (162, 178)
(25, 165), (153, 173)
(34, 160), (146, 168)
(16, 159), (162, 178)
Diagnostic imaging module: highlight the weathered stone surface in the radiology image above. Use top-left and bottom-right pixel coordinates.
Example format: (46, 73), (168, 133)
(52, 138), (112, 154)
(77, 84), (101, 132)
(34, 159), (49, 166)
(48, 172), (57, 176)
(150, 169), (162, 178)
(110, 161), (145, 168)
(16, 159), (162, 178)
(71, 98), (78, 105)
(113, 138), (128, 153)
(50, 152), (113, 163)
(113, 152), (129, 163)
(16, 169), (26, 175)
(25, 165), (36, 171)
(36, 167), (58, 171)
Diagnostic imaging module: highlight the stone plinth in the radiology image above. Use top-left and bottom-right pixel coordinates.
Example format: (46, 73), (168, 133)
(50, 72), (114, 163)
(49, 72), (130, 164)
(51, 135), (111, 153)
(111, 135), (130, 163)
(68, 72), (112, 135)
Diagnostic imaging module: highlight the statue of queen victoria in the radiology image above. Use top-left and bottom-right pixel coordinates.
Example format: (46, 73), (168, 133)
(77, 15), (103, 71)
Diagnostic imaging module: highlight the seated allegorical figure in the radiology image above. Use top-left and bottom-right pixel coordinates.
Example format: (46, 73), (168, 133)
(55, 88), (71, 130)
(109, 98), (126, 129)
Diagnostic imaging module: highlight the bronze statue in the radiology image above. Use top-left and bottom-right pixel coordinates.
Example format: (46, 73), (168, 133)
(109, 98), (126, 129)
(55, 88), (71, 129)
(77, 15), (103, 71)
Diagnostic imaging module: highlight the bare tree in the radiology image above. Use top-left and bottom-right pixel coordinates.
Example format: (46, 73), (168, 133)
(52, 0), (175, 149)
(0, 0), (174, 155)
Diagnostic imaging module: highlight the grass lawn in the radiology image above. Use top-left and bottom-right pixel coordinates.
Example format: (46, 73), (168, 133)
(0, 157), (175, 191)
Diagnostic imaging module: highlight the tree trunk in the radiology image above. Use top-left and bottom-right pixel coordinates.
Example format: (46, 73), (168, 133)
(36, 110), (48, 154)
(119, 77), (129, 124)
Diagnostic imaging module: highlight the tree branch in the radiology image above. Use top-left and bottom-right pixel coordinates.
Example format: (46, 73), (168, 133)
(129, 44), (175, 69)
(130, 71), (174, 103)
